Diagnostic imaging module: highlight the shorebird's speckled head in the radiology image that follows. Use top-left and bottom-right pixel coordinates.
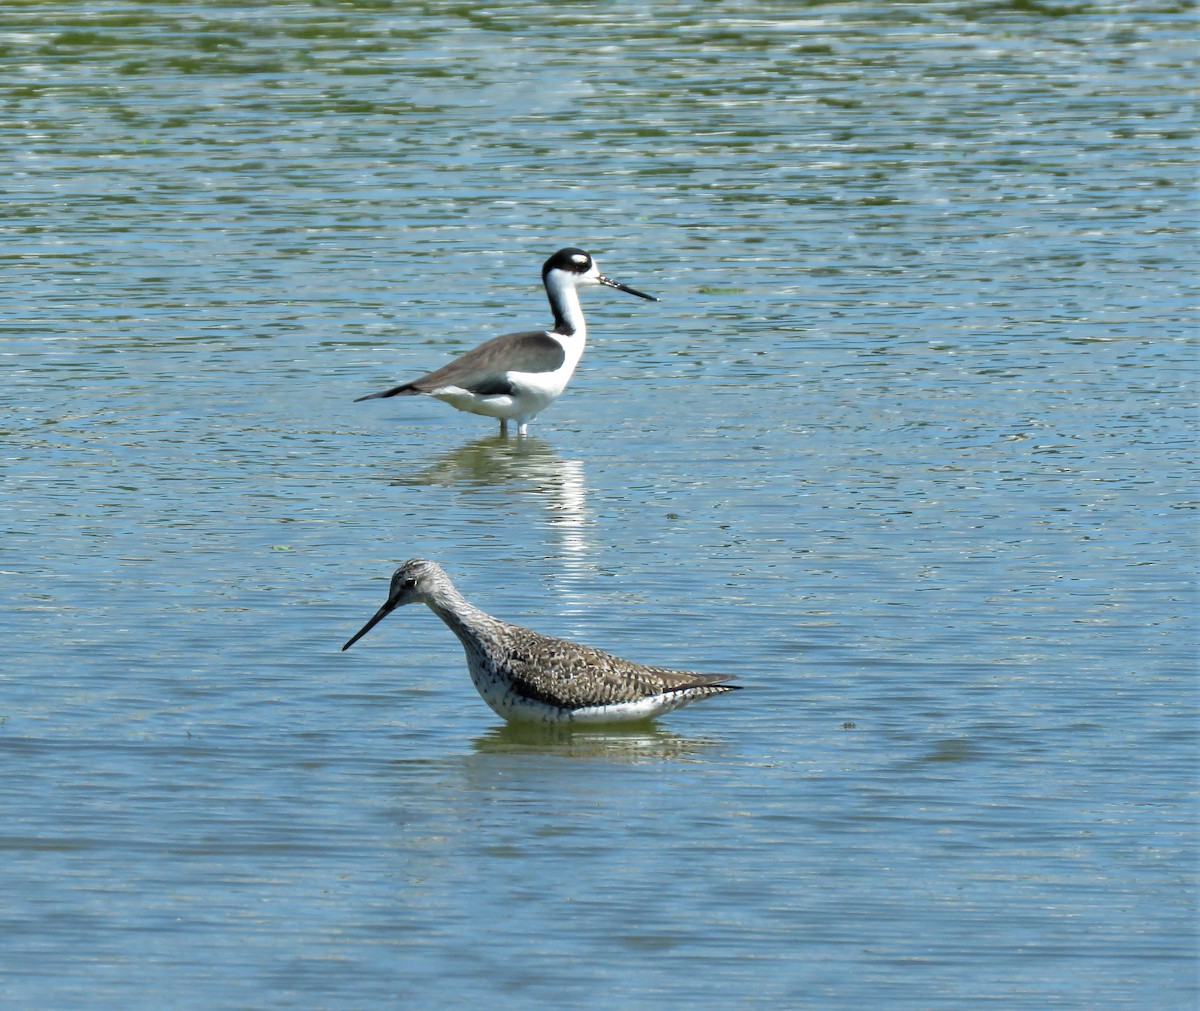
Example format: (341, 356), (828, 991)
(342, 558), (448, 651)
(387, 558), (446, 605)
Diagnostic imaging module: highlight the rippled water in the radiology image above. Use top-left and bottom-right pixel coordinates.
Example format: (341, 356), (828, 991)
(2, 2), (1196, 1008)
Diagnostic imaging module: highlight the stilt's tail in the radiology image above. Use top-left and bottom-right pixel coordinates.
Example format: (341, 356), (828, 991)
(353, 383), (419, 403)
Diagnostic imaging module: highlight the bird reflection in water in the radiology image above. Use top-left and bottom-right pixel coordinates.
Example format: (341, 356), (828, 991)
(388, 433), (591, 612)
(389, 434), (571, 491)
(472, 722), (725, 763)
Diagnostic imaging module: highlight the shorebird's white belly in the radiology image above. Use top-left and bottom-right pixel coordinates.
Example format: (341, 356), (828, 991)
(466, 658), (707, 725)
(561, 694), (701, 723)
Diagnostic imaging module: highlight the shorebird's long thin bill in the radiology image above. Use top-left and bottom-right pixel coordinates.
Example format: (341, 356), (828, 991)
(342, 601), (396, 651)
(599, 275), (658, 301)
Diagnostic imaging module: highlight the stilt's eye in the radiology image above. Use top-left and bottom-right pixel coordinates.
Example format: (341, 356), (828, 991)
(570, 253), (590, 268)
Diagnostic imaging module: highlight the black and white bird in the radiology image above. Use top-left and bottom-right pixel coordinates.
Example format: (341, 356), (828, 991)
(354, 248), (657, 436)
(342, 559), (740, 724)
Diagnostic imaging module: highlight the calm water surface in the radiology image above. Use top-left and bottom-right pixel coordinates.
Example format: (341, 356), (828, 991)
(2, 2), (1196, 1008)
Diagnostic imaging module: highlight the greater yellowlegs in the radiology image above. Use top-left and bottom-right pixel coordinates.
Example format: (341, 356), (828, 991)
(342, 559), (740, 724)
(354, 248), (657, 436)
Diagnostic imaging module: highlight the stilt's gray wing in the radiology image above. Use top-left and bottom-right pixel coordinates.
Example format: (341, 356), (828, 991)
(408, 331), (565, 392)
(356, 331), (565, 401)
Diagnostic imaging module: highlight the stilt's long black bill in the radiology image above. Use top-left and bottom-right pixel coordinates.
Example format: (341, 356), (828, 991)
(342, 601), (396, 651)
(599, 275), (658, 302)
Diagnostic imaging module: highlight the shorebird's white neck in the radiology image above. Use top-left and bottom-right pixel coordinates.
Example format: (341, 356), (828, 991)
(544, 271), (587, 337)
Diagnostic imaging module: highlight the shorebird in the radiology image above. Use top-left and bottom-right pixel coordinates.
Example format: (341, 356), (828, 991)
(342, 559), (740, 724)
(354, 248), (658, 436)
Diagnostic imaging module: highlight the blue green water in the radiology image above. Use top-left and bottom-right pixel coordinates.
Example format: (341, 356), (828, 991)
(2, 2), (1196, 1007)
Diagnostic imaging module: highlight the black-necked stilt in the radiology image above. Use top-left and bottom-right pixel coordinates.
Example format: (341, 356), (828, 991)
(354, 248), (657, 436)
(342, 559), (740, 724)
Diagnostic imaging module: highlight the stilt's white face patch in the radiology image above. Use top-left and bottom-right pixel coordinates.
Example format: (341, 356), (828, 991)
(571, 253), (590, 267)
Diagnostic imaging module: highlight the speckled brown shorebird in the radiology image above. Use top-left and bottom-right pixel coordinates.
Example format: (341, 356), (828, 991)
(341, 559), (740, 724)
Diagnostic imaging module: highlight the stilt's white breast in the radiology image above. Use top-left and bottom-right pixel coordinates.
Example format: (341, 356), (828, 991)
(506, 332), (585, 414)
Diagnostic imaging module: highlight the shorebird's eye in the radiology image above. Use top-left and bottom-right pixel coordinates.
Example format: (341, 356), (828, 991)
(570, 253), (590, 268)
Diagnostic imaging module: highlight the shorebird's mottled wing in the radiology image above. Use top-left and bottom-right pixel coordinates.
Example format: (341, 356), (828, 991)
(501, 626), (738, 710)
